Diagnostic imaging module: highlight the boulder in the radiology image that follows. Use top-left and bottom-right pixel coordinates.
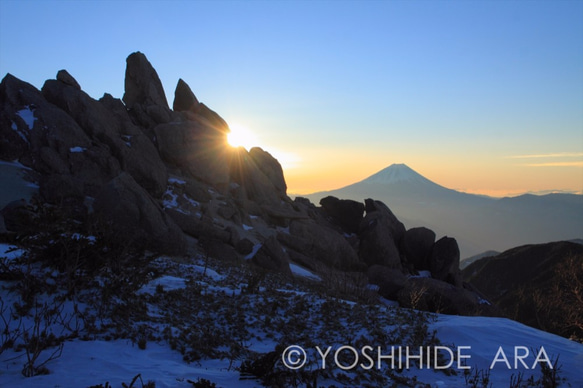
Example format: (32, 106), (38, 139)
(166, 208), (231, 243)
(358, 199), (405, 268)
(0, 199), (32, 233)
(173, 78), (199, 112)
(235, 238), (255, 255)
(56, 69), (81, 90)
(367, 265), (407, 300)
(93, 173), (185, 255)
(251, 235), (291, 274)
(429, 236), (462, 287)
(401, 227), (436, 271)
(278, 219), (362, 270)
(319, 196), (364, 234)
(199, 238), (239, 262)
(248, 147), (287, 196)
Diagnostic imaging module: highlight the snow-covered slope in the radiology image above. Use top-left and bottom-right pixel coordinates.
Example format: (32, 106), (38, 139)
(2, 314), (582, 387)
(1, 244), (582, 388)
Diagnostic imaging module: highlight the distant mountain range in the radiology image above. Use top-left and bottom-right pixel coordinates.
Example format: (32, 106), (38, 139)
(302, 164), (583, 258)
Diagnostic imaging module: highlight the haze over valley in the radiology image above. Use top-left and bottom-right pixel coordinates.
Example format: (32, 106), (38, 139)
(303, 163), (583, 258)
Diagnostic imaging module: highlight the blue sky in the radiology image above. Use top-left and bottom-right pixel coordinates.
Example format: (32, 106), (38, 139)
(1, 0), (582, 195)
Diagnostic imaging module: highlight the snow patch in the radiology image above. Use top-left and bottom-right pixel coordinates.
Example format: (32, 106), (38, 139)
(245, 243), (262, 260)
(16, 105), (37, 130)
(69, 146), (86, 153)
(242, 224), (253, 231)
(290, 263), (321, 281)
(168, 177), (186, 185)
(10, 120), (29, 143)
(139, 275), (186, 295)
(0, 243), (25, 261)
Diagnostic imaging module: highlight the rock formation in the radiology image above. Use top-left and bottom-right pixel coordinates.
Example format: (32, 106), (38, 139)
(0, 51), (493, 316)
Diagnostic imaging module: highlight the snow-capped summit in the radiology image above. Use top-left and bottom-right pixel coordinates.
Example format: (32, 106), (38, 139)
(358, 163), (439, 186)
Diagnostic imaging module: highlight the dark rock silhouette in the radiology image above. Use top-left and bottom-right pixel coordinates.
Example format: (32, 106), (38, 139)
(319, 196), (364, 234)
(173, 78), (199, 112)
(462, 241), (583, 339)
(429, 236), (462, 287)
(123, 51), (172, 128)
(358, 199), (405, 268)
(0, 52), (495, 315)
(401, 227), (435, 270)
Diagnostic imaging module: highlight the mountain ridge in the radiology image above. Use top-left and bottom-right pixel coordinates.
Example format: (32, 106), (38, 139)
(303, 163), (583, 258)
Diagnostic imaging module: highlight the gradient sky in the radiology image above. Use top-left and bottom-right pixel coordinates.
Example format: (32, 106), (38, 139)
(1, 0), (582, 197)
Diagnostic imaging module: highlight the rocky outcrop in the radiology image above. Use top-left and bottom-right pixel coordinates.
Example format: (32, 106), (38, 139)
(42, 73), (168, 198)
(251, 236), (291, 274)
(367, 265), (407, 300)
(358, 199), (405, 268)
(229, 147), (287, 206)
(0, 199), (31, 233)
(319, 196), (364, 234)
(278, 219), (362, 271)
(155, 119), (230, 185)
(0, 52), (491, 317)
(93, 173), (185, 255)
(123, 51), (173, 128)
(173, 78), (199, 112)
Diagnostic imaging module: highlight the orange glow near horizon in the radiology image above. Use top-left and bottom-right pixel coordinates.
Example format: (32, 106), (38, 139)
(281, 155), (583, 198)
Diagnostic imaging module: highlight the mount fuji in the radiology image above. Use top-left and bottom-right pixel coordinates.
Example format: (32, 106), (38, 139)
(303, 164), (583, 258)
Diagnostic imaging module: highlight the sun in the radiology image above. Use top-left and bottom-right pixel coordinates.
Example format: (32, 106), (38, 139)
(227, 124), (258, 150)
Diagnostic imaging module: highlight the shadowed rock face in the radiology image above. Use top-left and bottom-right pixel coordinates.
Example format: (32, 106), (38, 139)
(0, 52), (494, 316)
(319, 196), (364, 234)
(123, 52), (168, 107)
(462, 241), (583, 339)
(173, 78), (199, 112)
(93, 172), (185, 255)
(429, 236), (461, 287)
(401, 227), (436, 271)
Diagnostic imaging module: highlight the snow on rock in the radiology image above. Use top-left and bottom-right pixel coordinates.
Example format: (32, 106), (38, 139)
(69, 146), (86, 153)
(0, 243), (25, 261)
(289, 263), (321, 281)
(168, 177), (186, 185)
(16, 105), (37, 130)
(244, 243), (262, 260)
(10, 120), (29, 143)
(139, 275), (187, 295)
(192, 265), (224, 281)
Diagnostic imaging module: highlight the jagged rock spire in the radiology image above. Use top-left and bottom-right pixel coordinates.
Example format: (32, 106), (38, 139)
(173, 78), (199, 112)
(123, 51), (169, 110)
